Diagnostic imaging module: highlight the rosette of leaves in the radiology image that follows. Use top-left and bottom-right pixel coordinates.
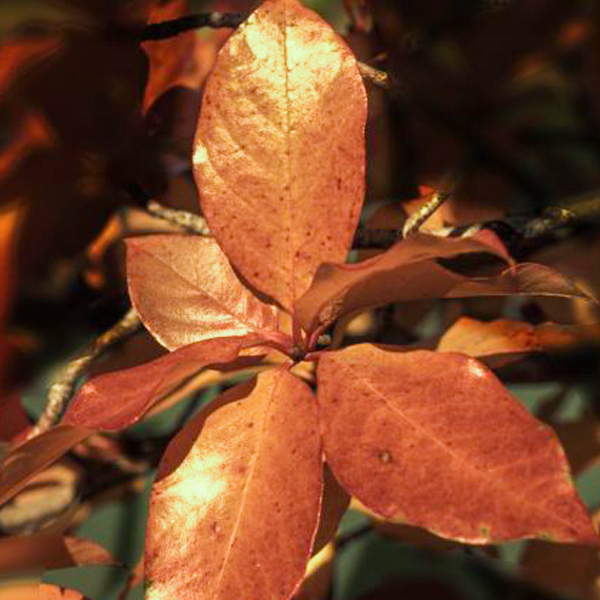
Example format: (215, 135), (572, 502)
(1, 1), (597, 599)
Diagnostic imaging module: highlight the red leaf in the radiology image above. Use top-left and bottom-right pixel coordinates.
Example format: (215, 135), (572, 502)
(437, 317), (587, 356)
(127, 234), (279, 350)
(295, 234), (593, 334)
(145, 368), (322, 600)
(317, 344), (597, 544)
(0, 533), (115, 574)
(194, 0), (367, 312)
(0, 426), (90, 508)
(63, 335), (263, 431)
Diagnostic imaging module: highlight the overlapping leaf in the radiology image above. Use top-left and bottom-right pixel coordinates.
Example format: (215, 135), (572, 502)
(296, 233), (593, 333)
(194, 0), (367, 311)
(317, 343), (597, 544)
(127, 234), (279, 350)
(145, 368), (322, 600)
(62, 335), (263, 430)
(0, 425), (90, 508)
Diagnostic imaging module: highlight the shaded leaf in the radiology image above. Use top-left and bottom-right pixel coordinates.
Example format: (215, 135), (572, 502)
(521, 535), (600, 599)
(317, 343), (597, 544)
(194, 0), (367, 311)
(293, 543), (335, 600)
(0, 426), (90, 508)
(142, 0), (206, 113)
(438, 317), (588, 356)
(127, 234), (280, 350)
(145, 368), (322, 600)
(312, 464), (350, 555)
(0, 533), (115, 574)
(63, 335), (264, 431)
(296, 233), (592, 333)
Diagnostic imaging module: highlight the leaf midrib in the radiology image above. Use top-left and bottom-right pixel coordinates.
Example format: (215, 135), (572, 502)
(333, 357), (578, 537)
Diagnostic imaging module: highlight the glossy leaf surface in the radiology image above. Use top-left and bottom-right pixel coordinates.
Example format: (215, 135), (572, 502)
(194, 0), (367, 311)
(127, 234), (279, 350)
(296, 234), (592, 333)
(63, 335), (261, 431)
(145, 368), (322, 600)
(317, 344), (597, 544)
(438, 317), (585, 356)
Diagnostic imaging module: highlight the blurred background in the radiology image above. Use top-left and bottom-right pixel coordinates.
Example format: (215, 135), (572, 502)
(1, 0), (600, 598)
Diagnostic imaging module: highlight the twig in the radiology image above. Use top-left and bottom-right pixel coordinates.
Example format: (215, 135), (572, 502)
(28, 308), (141, 439)
(354, 193), (600, 254)
(141, 12), (245, 41)
(402, 190), (451, 238)
(357, 62), (390, 89)
(146, 201), (211, 235)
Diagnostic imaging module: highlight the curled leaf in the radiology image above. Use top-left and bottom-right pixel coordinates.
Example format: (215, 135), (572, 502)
(317, 343), (597, 544)
(145, 368), (322, 600)
(127, 234), (279, 350)
(296, 234), (594, 334)
(194, 0), (367, 311)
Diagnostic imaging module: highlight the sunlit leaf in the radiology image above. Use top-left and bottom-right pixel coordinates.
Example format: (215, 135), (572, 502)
(127, 234), (280, 350)
(63, 335), (265, 431)
(39, 583), (92, 600)
(296, 233), (593, 334)
(317, 343), (597, 544)
(145, 368), (322, 600)
(194, 0), (367, 311)
(438, 317), (588, 356)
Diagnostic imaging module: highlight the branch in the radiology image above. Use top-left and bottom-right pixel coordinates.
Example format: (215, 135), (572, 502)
(141, 12), (245, 41)
(146, 201), (211, 235)
(28, 308), (141, 439)
(353, 194), (600, 255)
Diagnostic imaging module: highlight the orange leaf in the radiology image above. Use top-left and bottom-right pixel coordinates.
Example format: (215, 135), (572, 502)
(295, 234), (593, 334)
(317, 343), (597, 544)
(142, 0), (206, 113)
(127, 234), (280, 350)
(39, 584), (91, 600)
(0, 533), (115, 574)
(62, 335), (265, 431)
(0, 426), (90, 508)
(145, 368), (322, 600)
(194, 0), (367, 312)
(438, 317), (586, 356)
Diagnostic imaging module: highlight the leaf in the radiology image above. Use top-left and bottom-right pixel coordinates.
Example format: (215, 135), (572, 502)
(0, 534), (115, 574)
(437, 317), (586, 356)
(39, 584), (92, 600)
(142, 0), (206, 113)
(295, 233), (593, 333)
(0, 426), (90, 508)
(312, 464), (350, 555)
(145, 368), (322, 600)
(194, 0), (367, 312)
(317, 343), (597, 544)
(127, 234), (279, 350)
(63, 335), (263, 431)
(521, 534), (600, 598)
